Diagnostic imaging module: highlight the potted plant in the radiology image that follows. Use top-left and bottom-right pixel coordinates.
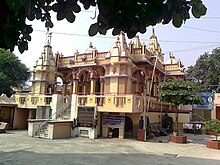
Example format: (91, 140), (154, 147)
(205, 120), (220, 149)
(158, 79), (203, 143)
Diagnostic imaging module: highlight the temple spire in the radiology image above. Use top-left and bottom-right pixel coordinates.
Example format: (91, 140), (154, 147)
(147, 27), (164, 63)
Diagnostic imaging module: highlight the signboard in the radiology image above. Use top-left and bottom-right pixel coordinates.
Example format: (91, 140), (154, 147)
(77, 106), (95, 127)
(193, 92), (214, 110)
(103, 115), (124, 126)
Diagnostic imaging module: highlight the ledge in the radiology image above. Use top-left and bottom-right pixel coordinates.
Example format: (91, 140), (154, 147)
(169, 134), (187, 144)
(206, 140), (220, 150)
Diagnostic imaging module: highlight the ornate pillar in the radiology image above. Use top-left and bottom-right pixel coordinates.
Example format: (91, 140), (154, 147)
(100, 79), (104, 95)
(90, 69), (98, 95)
(62, 82), (67, 95)
(90, 79), (96, 94)
(72, 79), (78, 94)
(83, 85), (86, 95)
(72, 70), (79, 94)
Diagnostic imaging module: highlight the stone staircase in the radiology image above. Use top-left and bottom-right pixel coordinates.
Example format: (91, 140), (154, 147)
(34, 103), (71, 138)
(56, 103), (71, 120)
(35, 123), (48, 139)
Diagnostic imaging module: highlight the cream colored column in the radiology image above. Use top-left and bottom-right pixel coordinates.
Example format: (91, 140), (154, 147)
(83, 85), (86, 95)
(90, 79), (96, 94)
(28, 110), (32, 119)
(72, 79), (78, 94)
(119, 127), (124, 139)
(62, 82), (67, 95)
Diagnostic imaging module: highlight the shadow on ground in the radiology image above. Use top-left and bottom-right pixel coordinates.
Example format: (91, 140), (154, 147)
(0, 150), (220, 165)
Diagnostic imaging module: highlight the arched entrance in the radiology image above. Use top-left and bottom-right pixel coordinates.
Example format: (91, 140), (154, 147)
(78, 69), (90, 94)
(124, 116), (133, 138)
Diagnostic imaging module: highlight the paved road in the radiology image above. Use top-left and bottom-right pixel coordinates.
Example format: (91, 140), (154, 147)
(0, 130), (220, 165)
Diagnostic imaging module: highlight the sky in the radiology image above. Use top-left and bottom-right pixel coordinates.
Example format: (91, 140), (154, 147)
(14, 0), (220, 69)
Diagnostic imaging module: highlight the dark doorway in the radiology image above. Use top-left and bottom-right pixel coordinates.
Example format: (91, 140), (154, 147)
(216, 107), (220, 120)
(95, 78), (101, 95)
(0, 106), (14, 128)
(108, 128), (119, 138)
(125, 116), (133, 138)
(112, 128), (119, 138)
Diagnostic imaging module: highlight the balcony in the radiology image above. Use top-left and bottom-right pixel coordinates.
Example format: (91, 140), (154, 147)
(76, 95), (143, 113)
(15, 94), (53, 108)
(78, 96), (87, 106)
(95, 97), (105, 106)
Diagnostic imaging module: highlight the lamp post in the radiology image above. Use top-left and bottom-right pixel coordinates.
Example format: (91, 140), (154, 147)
(141, 72), (147, 141)
(143, 56), (158, 141)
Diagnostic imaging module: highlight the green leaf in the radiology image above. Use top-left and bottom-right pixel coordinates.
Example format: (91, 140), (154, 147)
(139, 25), (146, 34)
(89, 23), (99, 36)
(65, 11), (75, 23)
(172, 12), (183, 28)
(27, 12), (35, 21)
(18, 42), (26, 54)
(127, 30), (136, 39)
(45, 20), (54, 28)
(57, 12), (66, 20)
(72, 4), (81, 13)
(127, 25), (138, 38)
(26, 25), (33, 33)
(36, 12), (42, 20)
(112, 28), (121, 36)
(196, 3), (207, 16)
(23, 34), (31, 41)
(80, 0), (91, 10)
(52, 3), (60, 12)
(99, 27), (107, 35)
(192, 5), (201, 18)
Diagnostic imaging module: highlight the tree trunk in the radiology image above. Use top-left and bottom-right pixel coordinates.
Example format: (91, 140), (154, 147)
(175, 105), (180, 135)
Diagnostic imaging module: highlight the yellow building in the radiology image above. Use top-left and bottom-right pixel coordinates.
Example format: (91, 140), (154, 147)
(14, 29), (189, 139)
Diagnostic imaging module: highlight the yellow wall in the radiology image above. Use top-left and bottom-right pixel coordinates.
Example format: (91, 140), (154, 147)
(104, 79), (110, 93)
(15, 94), (53, 109)
(110, 77), (118, 93)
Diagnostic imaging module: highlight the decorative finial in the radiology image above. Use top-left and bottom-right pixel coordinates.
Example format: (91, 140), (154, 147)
(74, 49), (79, 55)
(45, 28), (52, 46)
(152, 27), (155, 36)
(89, 42), (93, 48)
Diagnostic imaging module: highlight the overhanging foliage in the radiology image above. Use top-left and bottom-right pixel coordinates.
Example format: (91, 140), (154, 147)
(0, 0), (207, 53)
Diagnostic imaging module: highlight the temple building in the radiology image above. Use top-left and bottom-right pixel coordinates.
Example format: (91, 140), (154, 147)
(14, 29), (189, 139)
(164, 52), (186, 79)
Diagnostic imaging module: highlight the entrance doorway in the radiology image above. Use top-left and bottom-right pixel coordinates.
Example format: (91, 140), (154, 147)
(124, 116), (133, 138)
(0, 106), (14, 128)
(216, 107), (220, 120)
(108, 128), (119, 138)
(112, 128), (119, 138)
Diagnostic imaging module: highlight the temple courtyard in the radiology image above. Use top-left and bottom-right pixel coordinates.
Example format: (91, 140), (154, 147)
(0, 130), (220, 165)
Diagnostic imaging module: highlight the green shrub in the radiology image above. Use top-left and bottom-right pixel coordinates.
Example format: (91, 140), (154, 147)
(205, 120), (220, 141)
